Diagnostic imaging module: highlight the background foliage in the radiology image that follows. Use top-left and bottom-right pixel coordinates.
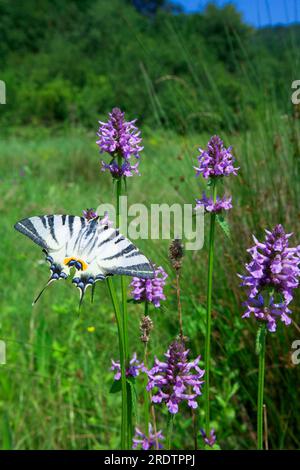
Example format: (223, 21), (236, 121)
(0, 0), (300, 450)
(1, 0), (300, 132)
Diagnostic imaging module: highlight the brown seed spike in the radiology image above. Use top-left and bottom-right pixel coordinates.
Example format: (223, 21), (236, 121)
(140, 315), (153, 343)
(169, 238), (184, 271)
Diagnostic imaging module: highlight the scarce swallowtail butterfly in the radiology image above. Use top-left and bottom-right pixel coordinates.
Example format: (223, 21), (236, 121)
(14, 214), (154, 305)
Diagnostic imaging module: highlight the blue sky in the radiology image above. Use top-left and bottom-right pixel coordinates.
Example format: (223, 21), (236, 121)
(173, 0), (299, 27)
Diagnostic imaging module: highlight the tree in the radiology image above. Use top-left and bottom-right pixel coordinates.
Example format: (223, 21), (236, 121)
(130, 0), (181, 16)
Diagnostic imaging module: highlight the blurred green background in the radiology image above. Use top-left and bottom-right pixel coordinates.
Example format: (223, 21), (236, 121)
(0, 0), (300, 450)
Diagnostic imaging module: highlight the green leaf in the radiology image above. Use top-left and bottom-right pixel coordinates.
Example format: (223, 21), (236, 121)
(256, 328), (262, 355)
(127, 376), (138, 419)
(2, 412), (12, 450)
(109, 379), (122, 394)
(216, 215), (231, 238)
(256, 324), (266, 355)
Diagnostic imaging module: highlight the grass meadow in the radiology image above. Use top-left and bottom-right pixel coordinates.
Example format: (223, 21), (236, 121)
(1, 108), (300, 449)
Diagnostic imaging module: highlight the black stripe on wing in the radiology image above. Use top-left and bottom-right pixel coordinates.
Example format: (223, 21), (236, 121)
(15, 214), (87, 251)
(68, 215), (75, 237)
(97, 230), (119, 249)
(102, 243), (138, 261)
(96, 231), (155, 279)
(40, 216), (48, 229)
(14, 217), (49, 250)
(47, 215), (58, 243)
(111, 264), (154, 279)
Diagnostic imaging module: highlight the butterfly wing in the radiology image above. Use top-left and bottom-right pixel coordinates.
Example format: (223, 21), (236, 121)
(14, 215), (87, 291)
(15, 215), (154, 304)
(95, 227), (154, 277)
(71, 222), (154, 299)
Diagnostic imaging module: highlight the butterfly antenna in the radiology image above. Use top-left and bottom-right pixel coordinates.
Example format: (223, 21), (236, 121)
(32, 278), (53, 306)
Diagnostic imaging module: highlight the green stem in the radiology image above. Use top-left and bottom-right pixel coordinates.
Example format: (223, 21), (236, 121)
(116, 173), (129, 361)
(144, 300), (149, 317)
(116, 172), (132, 448)
(257, 324), (266, 450)
(143, 301), (159, 449)
(175, 270), (183, 340)
(144, 301), (149, 436)
(127, 384), (133, 448)
(204, 181), (217, 435)
(126, 382), (132, 448)
(107, 277), (127, 449)
(143, 341), (150, 436)
(122, 278), (129, 362)
(192, 408), (198, 450)
(167, 414), (174, 450)
(143, 302), (150, 435)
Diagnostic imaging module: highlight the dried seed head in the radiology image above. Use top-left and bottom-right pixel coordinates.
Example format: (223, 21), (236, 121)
(140, 315), (153, 343)
(169, 238), (184, 271)
(176, 333), (189, 344)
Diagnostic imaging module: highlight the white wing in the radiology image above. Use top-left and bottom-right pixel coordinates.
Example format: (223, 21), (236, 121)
(69, 221), (154, 299)
(14, 215), (154, 304)
(14, 214), (86, 278)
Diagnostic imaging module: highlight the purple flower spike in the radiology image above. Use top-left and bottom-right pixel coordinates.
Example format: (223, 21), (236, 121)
(83, 208), (98, 220)
(239, 225), (300, 332)
(130, 265), (168, 308)
(132, 424), (164, 450)
(146, 341), (205, 414)
(242, 294), (291, 333)
(111, 353), (143, 381)
(200, 428), (216, 447)
(196, 192), (232, 214)
(194, 135), (239, 180)
(101, 160), (140, 178)
(97, 107), (143, 178)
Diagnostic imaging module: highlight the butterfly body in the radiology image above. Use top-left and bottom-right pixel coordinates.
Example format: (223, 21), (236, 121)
(14, 214), (154, 304)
